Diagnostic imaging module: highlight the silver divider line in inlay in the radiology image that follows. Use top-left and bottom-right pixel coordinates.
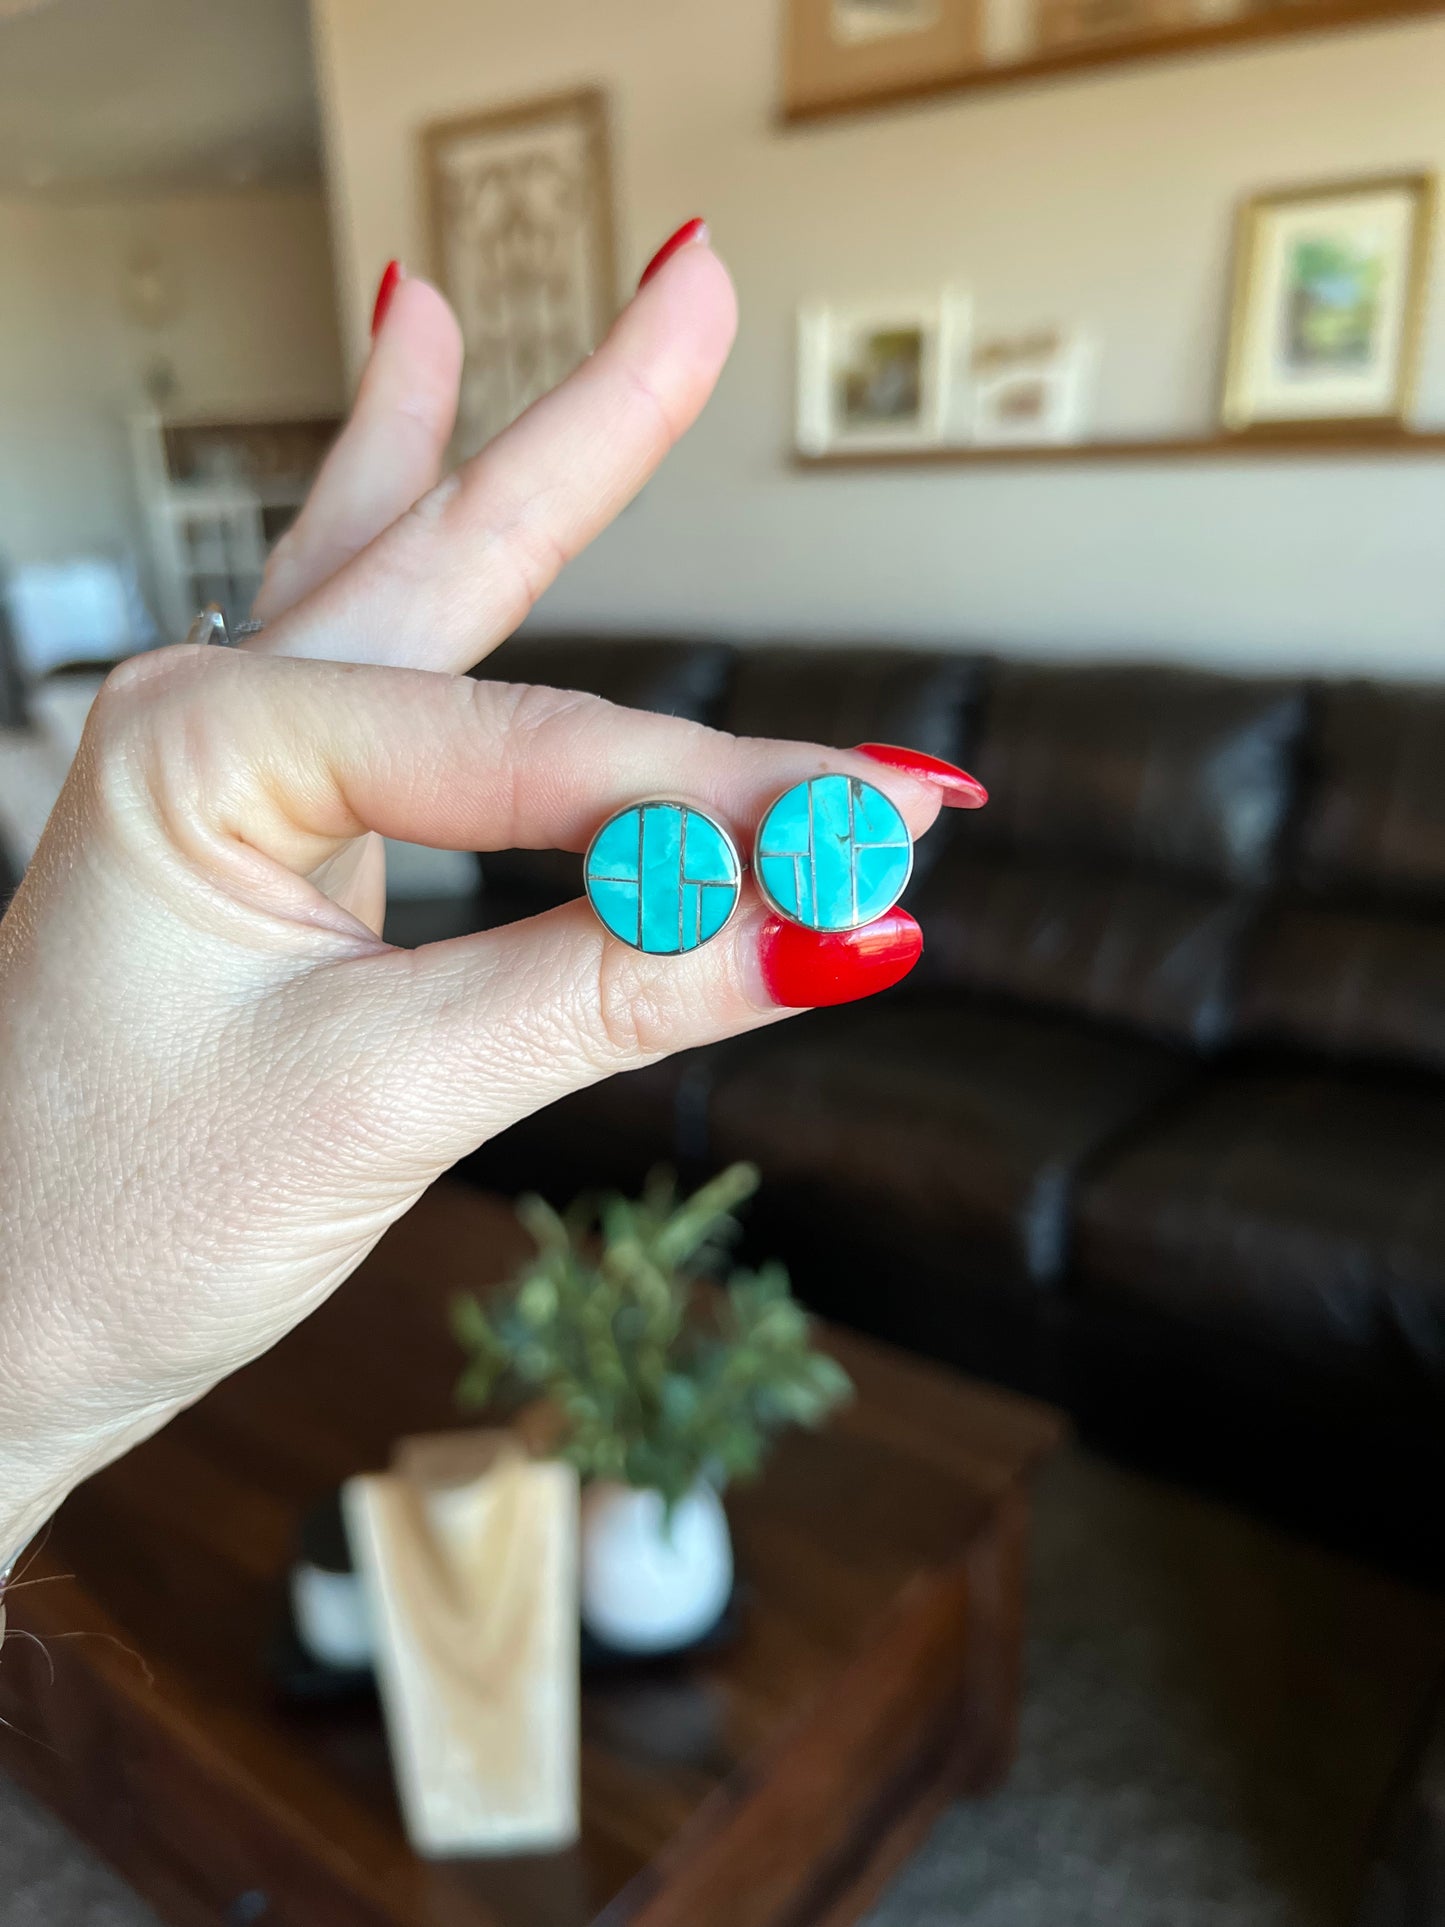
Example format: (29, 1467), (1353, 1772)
(807, 778), (816, 927)
(636, 805), (645, 948)
(678, 805), (687, 952)
(848, 777), (859, 926)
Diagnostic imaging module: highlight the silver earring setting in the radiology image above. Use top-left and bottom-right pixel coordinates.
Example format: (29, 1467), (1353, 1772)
(753, 774), (913, 931)
(584, 801), (743, 954)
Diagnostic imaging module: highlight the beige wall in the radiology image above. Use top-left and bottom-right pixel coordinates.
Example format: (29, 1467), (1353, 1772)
(312, 0), (1445, 674)
(0, 187), (344, 580)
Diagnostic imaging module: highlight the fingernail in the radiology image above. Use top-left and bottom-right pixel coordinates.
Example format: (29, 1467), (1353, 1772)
(370, 259), (403, 338)
(760, 910), (923, 1009)
(855, 744), (988, 810)
(638, 217), (709, 290)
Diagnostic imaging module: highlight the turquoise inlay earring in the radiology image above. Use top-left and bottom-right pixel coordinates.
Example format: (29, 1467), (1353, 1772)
(584, 801), (743, 953)
(754, 773), (913, 931)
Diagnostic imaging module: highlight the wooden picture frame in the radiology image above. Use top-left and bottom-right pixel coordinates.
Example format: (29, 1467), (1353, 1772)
(1034, 0), (1196, 56)
(422, 88), (618, 458)
(781, 0), (1445, 126)
(783, 0), (983, 115)
(1221, 171), (1436, 434)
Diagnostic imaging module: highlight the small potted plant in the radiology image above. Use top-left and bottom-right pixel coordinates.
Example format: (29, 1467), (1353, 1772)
(452, 1163), (852, 1655)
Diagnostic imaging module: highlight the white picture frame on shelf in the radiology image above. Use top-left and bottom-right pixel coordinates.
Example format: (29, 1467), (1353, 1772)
(796, 290), (969, 454)
(969, 328), (1095, 445)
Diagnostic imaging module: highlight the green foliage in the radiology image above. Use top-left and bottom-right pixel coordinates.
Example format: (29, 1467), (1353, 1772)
(451, 1164), (852, 1511)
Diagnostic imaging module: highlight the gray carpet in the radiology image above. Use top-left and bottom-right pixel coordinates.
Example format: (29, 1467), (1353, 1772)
(2, 1447), (1441, 1926)
(866, 1451), (1444, 1927)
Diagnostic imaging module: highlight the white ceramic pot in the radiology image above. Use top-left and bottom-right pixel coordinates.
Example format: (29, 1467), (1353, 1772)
(579, 1479), (733, 1655)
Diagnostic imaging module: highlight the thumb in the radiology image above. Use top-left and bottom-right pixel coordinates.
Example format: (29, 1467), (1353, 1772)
(86, 643), (935, 1163)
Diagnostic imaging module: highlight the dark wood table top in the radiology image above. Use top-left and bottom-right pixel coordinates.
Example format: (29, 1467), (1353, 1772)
(0, 1183), (1063, 1927)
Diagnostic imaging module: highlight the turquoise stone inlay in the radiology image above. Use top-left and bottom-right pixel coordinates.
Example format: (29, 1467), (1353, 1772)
(755, 774), (912, 931)
(585, 803), (742, 953)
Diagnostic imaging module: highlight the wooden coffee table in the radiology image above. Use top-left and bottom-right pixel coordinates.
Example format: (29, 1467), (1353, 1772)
(0, 1183), (1062, 1927)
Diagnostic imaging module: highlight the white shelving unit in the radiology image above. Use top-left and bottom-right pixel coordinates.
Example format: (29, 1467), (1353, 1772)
(130, 411), (339, 640)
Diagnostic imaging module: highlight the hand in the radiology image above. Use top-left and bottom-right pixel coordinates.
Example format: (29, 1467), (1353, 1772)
(0, 239), (942, 1555)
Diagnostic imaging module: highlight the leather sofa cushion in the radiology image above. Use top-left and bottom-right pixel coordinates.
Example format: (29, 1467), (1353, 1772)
(479, 636), (734, 905)
(968, 663), (1306, 887)
(707, 1001), (1185, 1292)
(718, 645), (984, 890)
(913, 845), (1252, 1047)
(718, 645), (983, 759)
(1075, 1072), (1445, 1386)
(477, 857), (576, 917)
(1238, 905), (1445, 1073)
(1296, 682), (1445, 897)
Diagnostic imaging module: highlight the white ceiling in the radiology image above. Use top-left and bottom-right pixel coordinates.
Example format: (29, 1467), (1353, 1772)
(0, 0), (323, 197)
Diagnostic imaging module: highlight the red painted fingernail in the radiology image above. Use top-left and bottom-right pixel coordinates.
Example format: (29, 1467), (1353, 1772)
(370, 259), (403, 337)
(855, 744), (988, 810)
(760, 910), (923, 1009)
(638, 217), (709, 290)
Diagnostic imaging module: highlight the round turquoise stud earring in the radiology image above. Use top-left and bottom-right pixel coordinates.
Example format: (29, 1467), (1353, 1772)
(584, 801), (743, 954)
(754, 773), (913, 931)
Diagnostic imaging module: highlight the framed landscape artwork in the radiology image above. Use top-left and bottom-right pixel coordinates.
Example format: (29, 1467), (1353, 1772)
(1221, 173), (1435, 433)
(423, 89), (618, 458)
(783, 0), (983, 114)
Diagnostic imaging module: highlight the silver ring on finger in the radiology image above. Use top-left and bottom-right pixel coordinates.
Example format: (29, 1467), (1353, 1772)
(183, 604), (266, 648)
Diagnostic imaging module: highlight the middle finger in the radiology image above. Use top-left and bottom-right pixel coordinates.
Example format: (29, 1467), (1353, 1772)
(258, 239), (736, 675)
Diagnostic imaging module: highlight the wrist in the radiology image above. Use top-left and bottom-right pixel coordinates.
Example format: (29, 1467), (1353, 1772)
(0, 1400), (177, 1562)
(1, 1436), (88, 1562)
(1, 1518), (39, 1605)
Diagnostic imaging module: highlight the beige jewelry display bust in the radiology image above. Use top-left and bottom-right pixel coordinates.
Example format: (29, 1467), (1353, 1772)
(344, 1432), (579, 1858)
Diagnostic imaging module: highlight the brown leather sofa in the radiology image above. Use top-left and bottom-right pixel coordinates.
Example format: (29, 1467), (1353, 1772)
(400, 635), (1445, 1573)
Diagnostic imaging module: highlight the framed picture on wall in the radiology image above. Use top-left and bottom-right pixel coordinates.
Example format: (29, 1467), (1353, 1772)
(970, 328), (1095, 444)
(423, 88), (618, 458)
(1221, 172), (1435, 433)
(783, 0), (983, 115)
(796, 292), (968, 453)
